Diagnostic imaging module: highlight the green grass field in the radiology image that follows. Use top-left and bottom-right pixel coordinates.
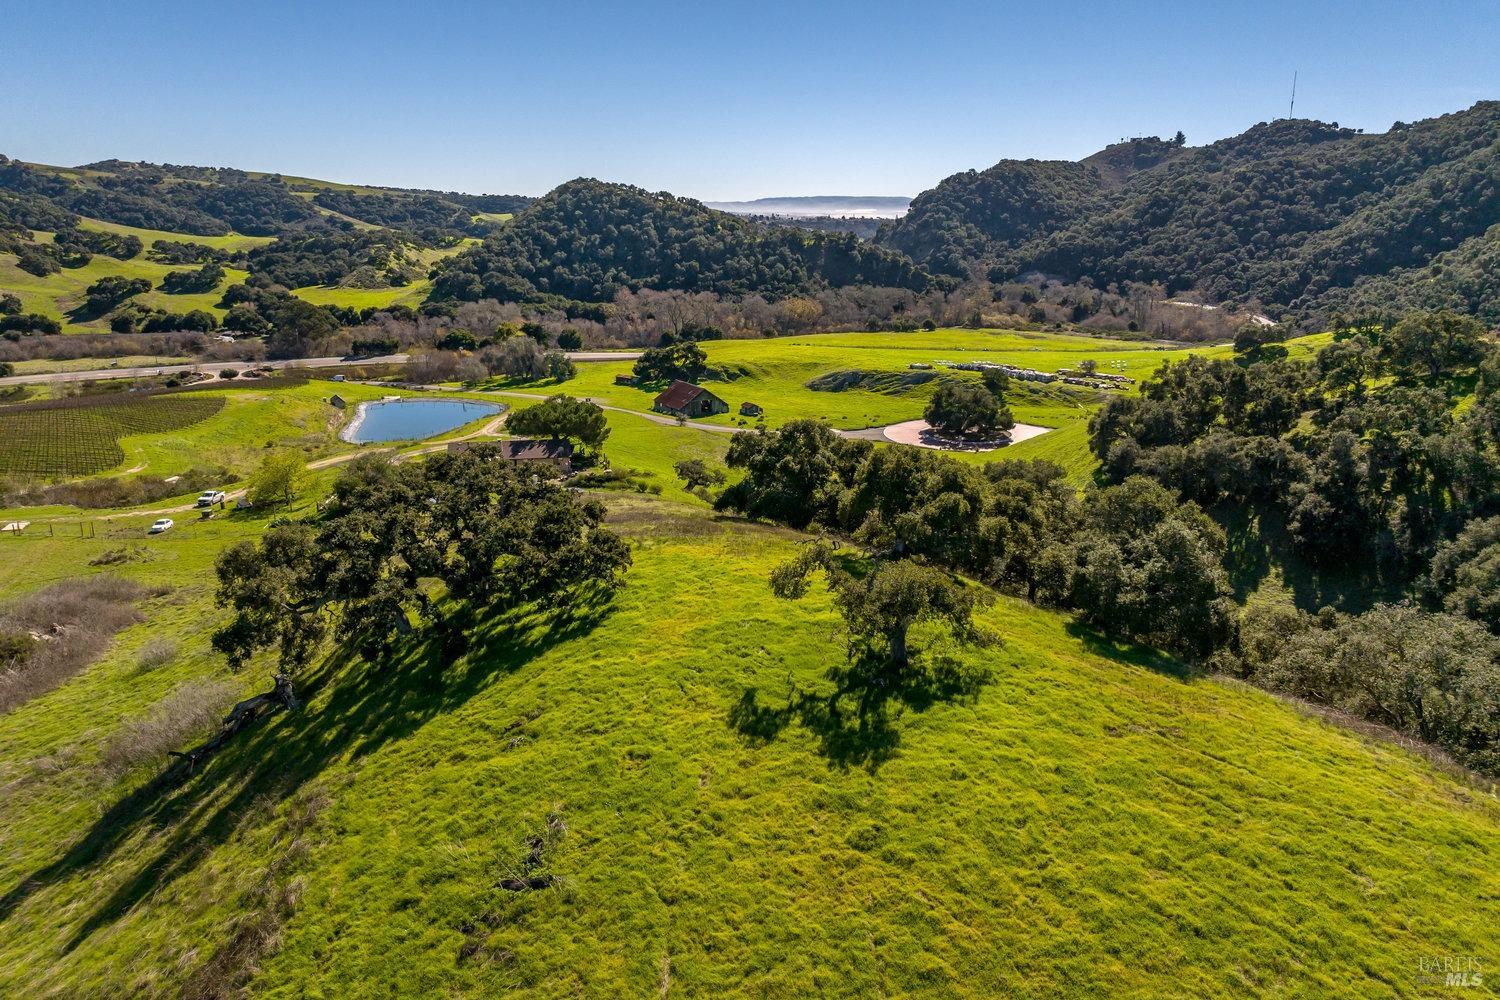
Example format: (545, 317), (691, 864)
(290, 242), (469, 310)
(0, 496), (1493, 997)
(0, 327), (1334, 497)
(4, 329), (1491, 995)
(484, 328), (1331, 482)
(2, 217), (263, 333)
(0, 246), (250, 334)
(291, 281), (434, 310)
(75, 218), (273, 253)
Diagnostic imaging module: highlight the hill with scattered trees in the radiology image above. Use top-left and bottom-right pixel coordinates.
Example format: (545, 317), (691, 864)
(0, 157), (532, 240)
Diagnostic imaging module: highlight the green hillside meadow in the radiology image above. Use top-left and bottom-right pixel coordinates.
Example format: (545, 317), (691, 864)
(0, 330), (1494, 997)
(0, 497), (1494, 997)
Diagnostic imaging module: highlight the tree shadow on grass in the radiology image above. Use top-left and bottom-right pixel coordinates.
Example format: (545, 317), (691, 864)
(1210, 503), (1395, 614)
(0, 594), (616, 953)
(1063, 623), (1194, 681)
(729, 653), (991, 773)
(1215, 503), (1273, 602)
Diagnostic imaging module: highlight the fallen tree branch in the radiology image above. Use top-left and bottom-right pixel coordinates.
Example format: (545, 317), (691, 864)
(164, 673), (299, 779)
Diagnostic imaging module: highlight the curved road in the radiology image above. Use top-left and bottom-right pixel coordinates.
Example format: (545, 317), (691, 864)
(0, 351), (641, 388)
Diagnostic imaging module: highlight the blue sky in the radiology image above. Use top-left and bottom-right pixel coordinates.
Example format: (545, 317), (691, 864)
(3, 0), (1496, 199)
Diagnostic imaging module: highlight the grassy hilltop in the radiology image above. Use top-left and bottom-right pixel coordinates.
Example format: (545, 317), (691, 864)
(1, 155), (513, 334)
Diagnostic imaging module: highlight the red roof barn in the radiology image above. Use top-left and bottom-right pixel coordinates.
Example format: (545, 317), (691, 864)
(652, 380), (728, 418)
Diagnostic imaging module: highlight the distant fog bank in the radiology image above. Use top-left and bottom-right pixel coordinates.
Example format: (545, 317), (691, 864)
(704, 196), (911, 219)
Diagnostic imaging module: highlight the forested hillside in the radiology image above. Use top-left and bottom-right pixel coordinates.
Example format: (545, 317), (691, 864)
(879, 102), (1500, 322)
(876, 159), (1104, 277)
(430, 179), (944, 305)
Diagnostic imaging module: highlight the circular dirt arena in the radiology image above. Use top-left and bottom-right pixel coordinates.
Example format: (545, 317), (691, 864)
(877, 418), (1052, 453)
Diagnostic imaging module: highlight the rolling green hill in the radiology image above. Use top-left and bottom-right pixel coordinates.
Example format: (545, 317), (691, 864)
(0, 496), (1494, 997)
(3, 156), (531, 239)
(0, 217), (478, 333)
(0, 219), (258, 331)
(0, 154), (528, 333)
(0, 326), (1494, 995)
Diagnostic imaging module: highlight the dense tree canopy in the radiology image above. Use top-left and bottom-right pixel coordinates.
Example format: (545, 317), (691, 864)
(431, 179), (943, 306)
(1241, 602), (1500, 772)
(504, 395), (610, 452)
(632, 341), (708, 384)
(877, 102), (1500, 322)
(82, 275), (150, 315)
(1092, 311), (1499, 595)
(1034, 477), (1236, 658)
(923, 382), (1014, 440)
(213, 451), (631, 680)
(159, 262), (224, 295)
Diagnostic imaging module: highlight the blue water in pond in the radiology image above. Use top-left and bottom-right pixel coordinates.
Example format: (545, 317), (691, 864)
(345, 399), (500, 443)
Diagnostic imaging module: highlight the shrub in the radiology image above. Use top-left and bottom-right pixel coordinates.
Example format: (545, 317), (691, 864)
(0, 576), (154, 712)
(0, 630), (33, 669)
(674, 459), (725, 490)
(1242, 602), (1500, 773)
(137, 637), (178, 671)
(89, 546), (144, 567)
(99, 678), (240, 777)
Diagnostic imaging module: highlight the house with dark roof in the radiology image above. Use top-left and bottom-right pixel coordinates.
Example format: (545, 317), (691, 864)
(652, 380), (728, 418)
(449, 438), (574, 473)
(738, 401), (762, 417)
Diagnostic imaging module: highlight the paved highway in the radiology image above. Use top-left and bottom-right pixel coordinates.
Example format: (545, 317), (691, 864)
(0, 351), (642, 387)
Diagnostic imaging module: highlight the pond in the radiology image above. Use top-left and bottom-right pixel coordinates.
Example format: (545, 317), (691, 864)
(342, 398), (501, 444)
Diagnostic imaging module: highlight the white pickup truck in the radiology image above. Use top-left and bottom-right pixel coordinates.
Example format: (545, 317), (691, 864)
(196, 490), (226, 507)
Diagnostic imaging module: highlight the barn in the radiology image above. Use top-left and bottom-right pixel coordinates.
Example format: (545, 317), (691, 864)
(652, 380), (728, 418)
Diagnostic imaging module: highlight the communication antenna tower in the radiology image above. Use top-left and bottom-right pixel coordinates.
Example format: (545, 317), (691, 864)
(1289, 71), (1297, 119)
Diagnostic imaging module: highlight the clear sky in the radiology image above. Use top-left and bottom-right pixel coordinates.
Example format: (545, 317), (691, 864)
(3, 0), (1496, 200)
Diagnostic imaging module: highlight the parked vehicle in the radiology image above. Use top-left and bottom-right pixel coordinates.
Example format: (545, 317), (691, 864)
(196, 490), (226, 507)
(148, 518), (174, 534)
